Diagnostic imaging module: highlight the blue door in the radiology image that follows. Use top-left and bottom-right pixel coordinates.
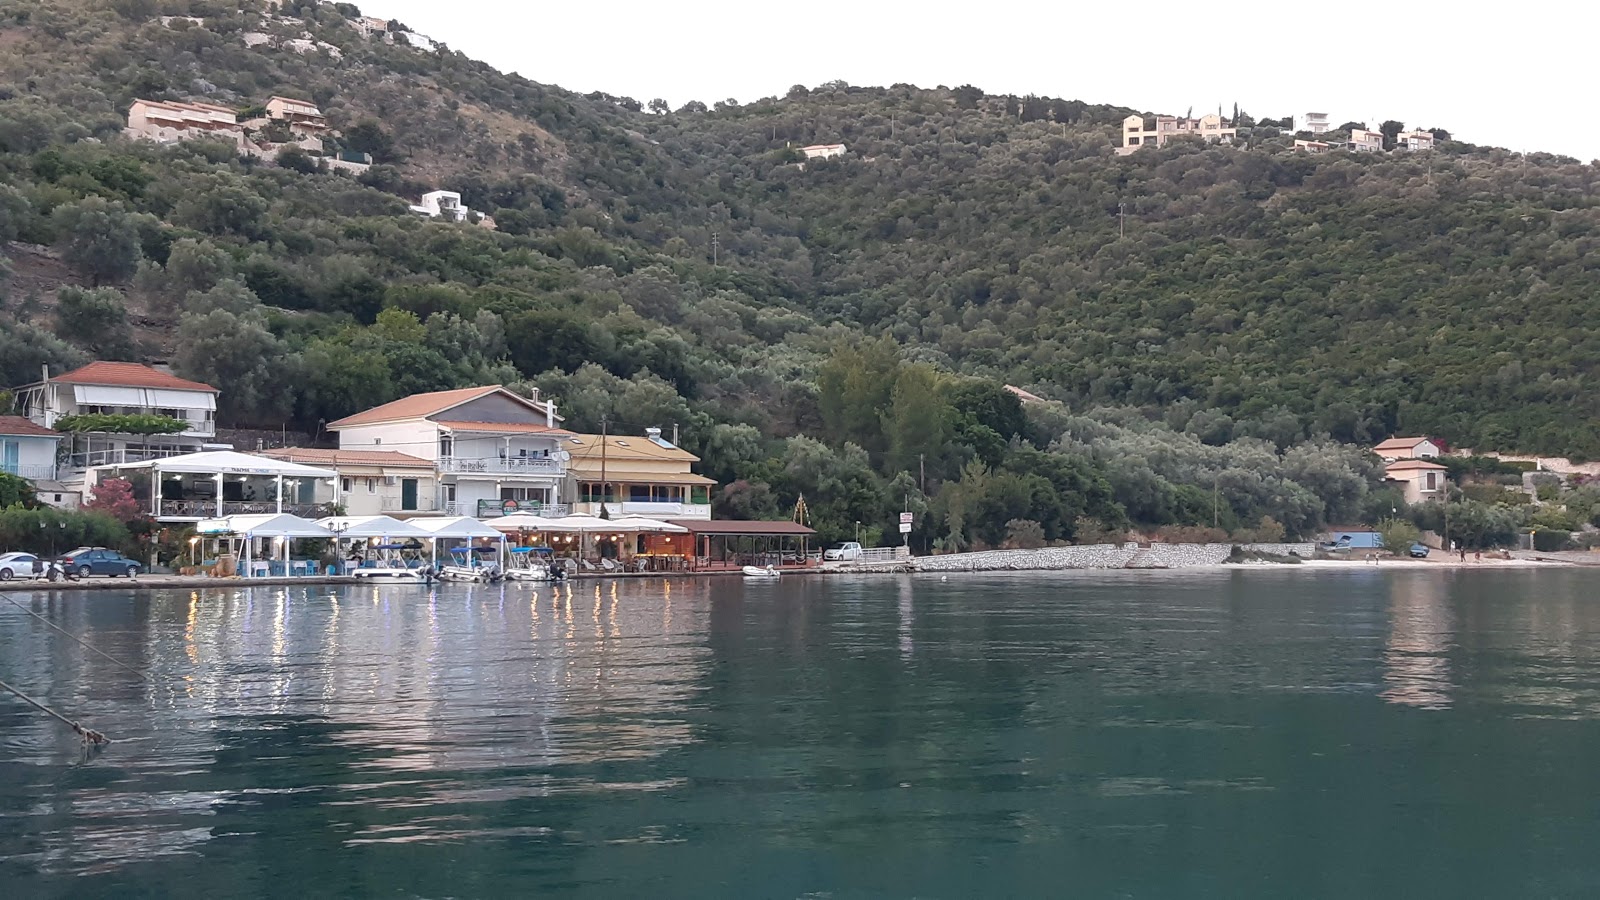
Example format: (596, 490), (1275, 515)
(0, 440), (18, 475)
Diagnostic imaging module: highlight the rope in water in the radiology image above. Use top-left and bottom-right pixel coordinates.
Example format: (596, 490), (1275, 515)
(0, 592), (149, 681)
(0, 678), (109, 745)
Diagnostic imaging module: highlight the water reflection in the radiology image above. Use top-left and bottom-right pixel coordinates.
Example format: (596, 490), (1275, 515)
(1382, 573), (1456, 709)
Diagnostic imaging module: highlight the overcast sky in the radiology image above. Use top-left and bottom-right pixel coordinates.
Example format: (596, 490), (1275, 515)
(365, 0), (1598, 161)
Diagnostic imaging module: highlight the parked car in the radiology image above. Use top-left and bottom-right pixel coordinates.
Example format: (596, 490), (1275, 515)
(824, 542), (864, 562)
(60, 547), (144, 578)
(0, 551), (40, 581)
(1408, 543), (1430, 558)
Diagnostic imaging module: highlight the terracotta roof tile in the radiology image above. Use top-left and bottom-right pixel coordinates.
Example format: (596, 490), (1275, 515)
(1385, 460), (1448, 471)
(326, 386), (503, 428)
(0, 415), (59, 438)
(434, 420), (571, 436)
(260, 447), (432, 467)
(563, 432), (700, 463)
(49, 361), (217, 392)
(1373, 437), (1433, 450)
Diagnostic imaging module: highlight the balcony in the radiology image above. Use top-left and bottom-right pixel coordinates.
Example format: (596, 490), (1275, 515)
(68, 446), (203, 470)
(380, 496), (443, 513)
(475, 500), (569, 518)
(157, 500), (334, 520)
(438, 456), (564, 477)
(2, 464), (57, 481)
(573, 501), (712, 520)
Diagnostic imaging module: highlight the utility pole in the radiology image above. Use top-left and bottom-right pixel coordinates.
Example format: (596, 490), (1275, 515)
(1442, 473), (1450, 552)
(1119, 202), (1125, 238)
(890, 113), (895, 139)
(599, 414), (609, 517)
(710, 231), (720, 266)
(919, 453), (925, 493)
(1212, 475), (1219, 529)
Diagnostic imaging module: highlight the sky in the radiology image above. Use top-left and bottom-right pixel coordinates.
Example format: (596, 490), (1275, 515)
(365, 0), (1600, 161)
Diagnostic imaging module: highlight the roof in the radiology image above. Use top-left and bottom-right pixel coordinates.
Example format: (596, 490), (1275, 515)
(327, 386), (517, 428)
(43, 361), (217, 393)
(573, 471), (715, 486)
(0, 415), (59, 438)
(1385, 460), (1448, 472)
(95, 450), (336, 478)
(667, 519), (816, 536)
(260, 447), (433, 468)
(197, 514), (333, 538)
(1373, 437), (1435, 451)
(435, 420), (571, 436)
(564, 432), (701, 463)
(1003, 385), (1048, 404)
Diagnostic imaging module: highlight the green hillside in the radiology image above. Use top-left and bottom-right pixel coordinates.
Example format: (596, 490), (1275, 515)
(1, 0), (1596, 545)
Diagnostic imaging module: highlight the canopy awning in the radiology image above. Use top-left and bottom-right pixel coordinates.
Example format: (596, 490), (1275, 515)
(104, 450), (335, 478)
(666, 519), (816, 536)
(409, 516), (505, 539)
(316, 515), (432, 538)
(72, 385), (217, 411)
(197, 514), (333, 538)
(606, 516), (690, 533)
(486, 513), (565, 532)
(539, 515), (620, 532)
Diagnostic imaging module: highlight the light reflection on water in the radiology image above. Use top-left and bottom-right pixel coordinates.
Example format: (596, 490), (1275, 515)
(3, 570), (1600, 896)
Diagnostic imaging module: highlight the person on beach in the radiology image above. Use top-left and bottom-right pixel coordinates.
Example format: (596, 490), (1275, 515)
(1460, 548), (1467, 562)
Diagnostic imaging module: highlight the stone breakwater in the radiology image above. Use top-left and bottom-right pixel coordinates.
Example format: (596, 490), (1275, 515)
(904, 543), (1316, 573)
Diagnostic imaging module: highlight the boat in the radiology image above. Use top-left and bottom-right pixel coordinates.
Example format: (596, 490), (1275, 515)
(504, 547), (551, 581)
(349, 543), (432, 582)
(742, 565), (780, 578)
(439, 548), (486, 582)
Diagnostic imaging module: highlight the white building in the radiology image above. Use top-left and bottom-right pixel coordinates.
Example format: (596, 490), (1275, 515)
(125, 99), (245, 147)
(261, 448), (438, 517)
(1372, 437), (1443, 462)
(799, 143), (847, 160)
(1302, 112), (1331, 135)
(0, 415), (61, 482)
(328, 386), (570, 519)
(13, 362), (221, 474)
(1116, 113), (1237, 155)
(409, 190), (471, 222)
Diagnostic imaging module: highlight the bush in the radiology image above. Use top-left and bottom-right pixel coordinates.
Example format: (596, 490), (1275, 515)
(1532, 530), (1573, 552)
(1003, 518), (1045, 549)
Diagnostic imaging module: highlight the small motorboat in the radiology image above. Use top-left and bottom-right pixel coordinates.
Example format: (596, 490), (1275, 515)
(742, 565), (780, 578)
(350, 544), (432, 582)
(504, 547), (551, 581)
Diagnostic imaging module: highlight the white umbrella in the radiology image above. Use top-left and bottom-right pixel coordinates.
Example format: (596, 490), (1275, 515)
(485, 513), (563, 532)
(606, 516), (690, 533)
(411, 516), (505, 569)
(315, 515), (432, 538)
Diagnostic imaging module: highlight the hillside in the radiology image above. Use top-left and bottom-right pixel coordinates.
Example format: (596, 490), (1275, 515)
(0, 0), (1596, 545)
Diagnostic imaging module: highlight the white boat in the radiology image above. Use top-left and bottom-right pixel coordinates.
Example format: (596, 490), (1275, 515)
(437, 565), (483, 582)
(351, 562), (429, 582)
(742, 565), (780, 578)
(504, 547), (554, 581)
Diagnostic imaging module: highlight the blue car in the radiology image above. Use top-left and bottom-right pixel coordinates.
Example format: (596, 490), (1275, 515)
(60, 547), (144, 578)
(1408, 543), (1430, 558)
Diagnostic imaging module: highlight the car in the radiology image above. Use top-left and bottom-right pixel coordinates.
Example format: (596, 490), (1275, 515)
(824, 541), (864, 562)
(59, 547), (144, 578)
(1408, 543), (1430, 558)
(0, 551), (40, 581)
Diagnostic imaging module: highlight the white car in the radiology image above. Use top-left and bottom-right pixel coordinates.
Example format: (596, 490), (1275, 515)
(0, 552), (41, 581)
(824, 542), (864, 562)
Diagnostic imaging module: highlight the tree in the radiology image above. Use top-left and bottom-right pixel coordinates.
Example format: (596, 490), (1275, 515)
(1379, 120), (1404, 151)
(0, 184), (30, 243)
(51, 197), (142, 285)
(85, 477), (144, 523)
(647, 98), (669, 115)
(173, 310), (290, 423)
(1004, 518), (1045, 549)
(165, 238), (234, 296)
(55, 286), (137, 359)
(0, 472), (36, 509)
(344, 120), (396, 161)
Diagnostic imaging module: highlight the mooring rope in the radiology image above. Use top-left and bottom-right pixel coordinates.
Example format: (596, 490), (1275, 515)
(0, 592), (149, 681)
(0, 678), (109, 745)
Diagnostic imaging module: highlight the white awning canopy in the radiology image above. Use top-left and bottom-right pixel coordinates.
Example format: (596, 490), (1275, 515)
(316, 515), (432, 538)
(485, 513), (564, 532)
(102, 450), (335, 478)
(408, 516), (505, 539)
(73, 385), (217, 411)
(197, 514), (333, 538)
(605, 516), (690, 533)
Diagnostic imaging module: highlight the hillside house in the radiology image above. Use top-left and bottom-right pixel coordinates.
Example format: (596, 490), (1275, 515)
(1116, 113), (1236, 155)
(0, 415), (61, 483)
(1350, 128), (1385, 152)
(1004, 385), (1048, 405)
(265, 96), (328, 134)
(261, 448), (437, 517)
(564, 427), (715, 520)
(125, 99), (245, 147)
(1373, 437), (1442, 462)
(1396, 129), (1436, 151)
(1385, 459), (1449, 504)
(12, 362), (221, 473)
(799, 143), (847, 160)
(350, 15), (392, 37)
(409, 190), (471, 222)
(328, 386), (570, 518)
(1294, 139), (1331, 154)
(1302, 112), (1331, 135)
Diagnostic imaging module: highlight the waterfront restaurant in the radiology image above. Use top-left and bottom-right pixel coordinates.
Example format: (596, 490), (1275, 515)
(91, 450), (338, 523)
(666, 519), (818, 571)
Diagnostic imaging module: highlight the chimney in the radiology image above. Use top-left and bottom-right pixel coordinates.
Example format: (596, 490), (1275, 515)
(672, 423), (679, 446)
(546, 399), (556, 428)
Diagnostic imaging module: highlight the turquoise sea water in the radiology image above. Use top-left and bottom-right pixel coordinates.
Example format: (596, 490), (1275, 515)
(3, 569), (1600, 898)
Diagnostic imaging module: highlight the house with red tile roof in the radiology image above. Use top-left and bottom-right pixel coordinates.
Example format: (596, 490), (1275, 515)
(1372, 436), (1442, 462)
(327, 386), (570, 518)
(1385, 459), (1449, 504)
(0, 415), (62, 483)
(12, 362), (222, 473)
(260, 447), (439, 517)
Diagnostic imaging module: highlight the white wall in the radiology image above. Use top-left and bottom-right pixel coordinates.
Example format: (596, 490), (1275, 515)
(336, 422), (440, 459)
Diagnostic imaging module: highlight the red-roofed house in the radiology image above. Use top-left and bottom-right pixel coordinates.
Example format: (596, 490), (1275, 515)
(1385, 459), (1448, 504)
(1372, 436), (1442, 462)
(260, 447), (438, 517)
(12, 362), (221, 472)
(327, 386), (570, 517)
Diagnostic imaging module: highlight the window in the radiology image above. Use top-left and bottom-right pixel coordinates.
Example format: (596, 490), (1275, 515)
(341, 477), (352, 493)
(1424, 472), (1438, 491)
(1, 440), (17, 475)
(366, 478), (376, 493)
(439, 435), (453, 458)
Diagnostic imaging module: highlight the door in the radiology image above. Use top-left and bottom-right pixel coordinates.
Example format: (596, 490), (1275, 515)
(1, 440), (18, 475)
(401, 478), (419, 511)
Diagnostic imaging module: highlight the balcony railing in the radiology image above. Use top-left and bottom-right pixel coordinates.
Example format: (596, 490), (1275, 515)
(380, 497), (442, 513)
(68, 446), (203, 470)
(476, 500), (569, 518)
(573, 501), (711, 519)
(2, 464), (57, 480)
(438, 456), (564, 476)
(157, 500), (334, 519)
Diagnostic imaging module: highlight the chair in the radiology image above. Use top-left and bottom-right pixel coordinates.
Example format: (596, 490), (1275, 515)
(600, 558), (619, 572)
(580, 559), (598, 571)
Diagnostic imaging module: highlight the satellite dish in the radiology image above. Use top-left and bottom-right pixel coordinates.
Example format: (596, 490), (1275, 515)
(556, 450), (571, 462)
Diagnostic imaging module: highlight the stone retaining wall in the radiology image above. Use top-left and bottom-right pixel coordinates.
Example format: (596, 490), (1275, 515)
(909, 542), (1315, 573)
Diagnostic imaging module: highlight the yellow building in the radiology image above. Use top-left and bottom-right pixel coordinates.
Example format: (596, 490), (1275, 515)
(563, 427), (714, 519)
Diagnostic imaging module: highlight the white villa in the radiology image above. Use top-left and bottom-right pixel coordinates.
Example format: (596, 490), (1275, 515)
(409, 190), (471, 222)
(327, 386), (571, 518)
(260, 447), (438, 517)
(1396, 129), (1436, 151)
(1350, 127), (1385, 152)
(799, 143), (847, 160)
(13, 362), (221, 473)
(1301, 112), (1331, 135)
